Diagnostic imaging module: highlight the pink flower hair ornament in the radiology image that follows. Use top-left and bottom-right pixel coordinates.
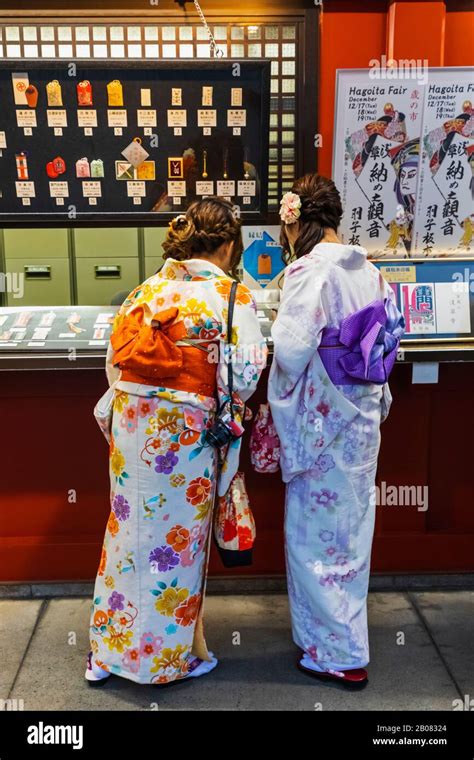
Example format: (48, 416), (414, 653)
(280, 191), (302, 225)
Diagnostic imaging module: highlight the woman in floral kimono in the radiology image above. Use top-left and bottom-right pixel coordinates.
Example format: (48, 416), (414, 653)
(268, 174), (404, 688)
(86, 198), (267, 685)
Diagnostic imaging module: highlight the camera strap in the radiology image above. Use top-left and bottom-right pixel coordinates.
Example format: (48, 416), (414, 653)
(226, 281), (238, 421)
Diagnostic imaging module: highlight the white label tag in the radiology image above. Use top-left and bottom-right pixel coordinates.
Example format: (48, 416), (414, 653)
(196, 181), (214, 195)
(82, 181), (102, 198)
(167, 109), (187, 127)
(137, 109), (157, 127)
(108, 109), (128, 127)
(227, 109), (246, 127)
(77, 110), (98, 127)
(47, 109), (67, 127)
(167, 180), (186, 197)
(17, 110), (37, 128)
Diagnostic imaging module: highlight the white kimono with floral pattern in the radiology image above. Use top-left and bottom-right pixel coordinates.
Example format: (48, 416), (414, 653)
(89, 258), (267, 684)
(268, 243), (394, 672)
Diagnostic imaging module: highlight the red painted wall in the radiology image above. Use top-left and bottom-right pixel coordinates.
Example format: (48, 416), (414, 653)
(318, 0), (474, 178)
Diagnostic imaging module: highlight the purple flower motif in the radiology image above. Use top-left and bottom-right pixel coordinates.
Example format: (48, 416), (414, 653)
(319, 530), (334, 543)
(112, 494), (130, 522)
(149, 545), (179, 572)
(312, 488), (338, 506)
(108, 591), (125, 611)
(315, 454), (335, 474)
(154, 450), (179, 475)
(326, 547), (336, 556)
(341, 570), (357, 583)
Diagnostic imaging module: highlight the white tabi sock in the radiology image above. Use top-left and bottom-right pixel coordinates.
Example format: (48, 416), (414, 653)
(85, 655), (110, 682)
(186, 651), (218, 679)
(300, 653), (345, 678)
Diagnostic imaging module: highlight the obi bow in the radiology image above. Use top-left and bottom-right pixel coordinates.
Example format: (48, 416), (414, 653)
(111, 306), (187, 379)
(319, 298), (405, 385)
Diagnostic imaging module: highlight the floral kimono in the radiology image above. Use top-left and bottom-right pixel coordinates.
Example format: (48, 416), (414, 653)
(268, 243), (402, 673)
(89, 258), (267, 684)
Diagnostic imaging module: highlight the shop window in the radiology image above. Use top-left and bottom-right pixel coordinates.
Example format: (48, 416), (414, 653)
(0, 18), (303, 215)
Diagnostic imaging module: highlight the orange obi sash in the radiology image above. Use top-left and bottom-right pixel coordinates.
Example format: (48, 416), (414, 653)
(111, 306), (217, 397)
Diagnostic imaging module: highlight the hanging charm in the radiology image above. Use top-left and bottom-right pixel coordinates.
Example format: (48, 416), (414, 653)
(168, 157), (184, 179)
(107, 80), (124, 107)
(244, 147), (250, 180)
(15, 152), (29, 180)
(90, 159), (105, 178)
(46, 80), (63, 107)
(25, 84), (39, 108)
(202, 149), (208, 179)
(77, 80), (93, 106)
(46, 156), (66, 179)
(223, 147), (229, 180)
(76, 157), (91, 178)
(121, 137), (149, 168)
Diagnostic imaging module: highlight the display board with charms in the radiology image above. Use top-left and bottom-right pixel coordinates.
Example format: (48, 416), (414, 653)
(0, 60), (270, 226)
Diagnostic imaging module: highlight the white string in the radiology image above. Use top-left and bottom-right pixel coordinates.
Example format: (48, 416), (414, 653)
(193, 0), (224, 58)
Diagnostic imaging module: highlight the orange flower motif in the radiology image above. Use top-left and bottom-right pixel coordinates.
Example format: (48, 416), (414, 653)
(186, 476), (212, 506)
(94, 610), (108, 628)
(215, 279), (253, 305)
(175, 593), (201, 627)
(172, 293), (181, 303)
(169, 442), (180, 452)
(179, 428), (200, 446)
(166, 525), (190, 553)
(107, 512), (119, 537)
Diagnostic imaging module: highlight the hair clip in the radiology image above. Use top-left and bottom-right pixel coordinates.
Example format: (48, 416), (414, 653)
(171, 214), (188, 230)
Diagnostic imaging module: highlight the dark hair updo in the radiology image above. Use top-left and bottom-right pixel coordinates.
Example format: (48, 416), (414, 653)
(281, 173), (343, 262)
(162, 197), (243, 278)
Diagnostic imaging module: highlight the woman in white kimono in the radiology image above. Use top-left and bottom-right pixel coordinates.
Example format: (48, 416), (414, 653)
(86, 198), (267, 686)
(268, 174), (404, 688)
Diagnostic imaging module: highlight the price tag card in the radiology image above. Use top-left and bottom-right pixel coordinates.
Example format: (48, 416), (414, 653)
(167, 180), (186, 197)
(127, 181), (146, 197)
(114, 127), (122, 136)
(196, 181), (214, 196)
(16, 110), (37, 128)
(47, 110), (67, 128)
(49, 181), (69, 198)
(233, 127), (241, 136)
(77, 110), (98, 128)
(198, 109), (217, 128)
(167, 109), (187, 128)
(238, 180), (256, 197)
(217, 180), (236, 197)
(56, 197), (65, 206)
(22, 198), (31, 206)
(54, 127), (63, 136)
(137, 109), (157, 128)
(82, 181), (102, 198)
(15, 181), (36, 198)
(108, 109), (128, 127)
(227, 109), (247, 128)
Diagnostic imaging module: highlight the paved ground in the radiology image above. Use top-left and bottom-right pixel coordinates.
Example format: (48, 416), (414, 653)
(1, 592), (472, 711)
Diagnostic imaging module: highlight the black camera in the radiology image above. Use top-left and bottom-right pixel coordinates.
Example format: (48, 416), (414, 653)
(205, 417), (235, 449)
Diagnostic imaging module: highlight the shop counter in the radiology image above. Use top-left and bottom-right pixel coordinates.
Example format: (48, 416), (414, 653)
(1, 304), (473, 582)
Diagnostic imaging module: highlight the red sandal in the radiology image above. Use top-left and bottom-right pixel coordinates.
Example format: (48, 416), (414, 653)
(297, 657), (368, 689)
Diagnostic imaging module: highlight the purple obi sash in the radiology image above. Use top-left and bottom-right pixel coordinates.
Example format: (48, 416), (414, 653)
(318, 298), (405, 385)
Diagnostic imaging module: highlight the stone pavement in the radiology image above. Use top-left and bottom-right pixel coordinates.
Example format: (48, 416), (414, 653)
(1, 592), (472, 711)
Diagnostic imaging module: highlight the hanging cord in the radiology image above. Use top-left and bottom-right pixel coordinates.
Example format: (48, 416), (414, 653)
(193, 0), (224, 58)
